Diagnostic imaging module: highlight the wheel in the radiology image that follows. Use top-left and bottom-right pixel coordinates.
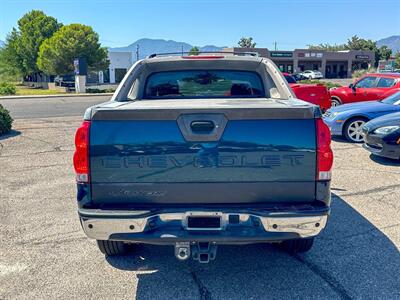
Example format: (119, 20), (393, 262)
(331, 97), (341, 107)
(96, 240), (129, 256)
(343, 118), (368, 143)
(280, 237), (314, 254)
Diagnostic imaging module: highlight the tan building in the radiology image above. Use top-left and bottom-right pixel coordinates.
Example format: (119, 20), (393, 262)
(224, 47), (375, 78)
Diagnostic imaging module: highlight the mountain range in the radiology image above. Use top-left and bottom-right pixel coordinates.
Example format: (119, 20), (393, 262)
(109, 38), (225, 59)
(109, 36), (400, 59)
(377, 35), (400, 53)
(0, 36), (398, 55)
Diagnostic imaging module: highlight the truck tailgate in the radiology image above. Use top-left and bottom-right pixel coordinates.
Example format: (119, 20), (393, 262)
(89, 99), (317, 205)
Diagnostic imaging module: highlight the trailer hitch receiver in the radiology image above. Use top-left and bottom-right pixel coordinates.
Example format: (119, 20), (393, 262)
(175, 242), (218, 263)
(191, 242), (218, 263)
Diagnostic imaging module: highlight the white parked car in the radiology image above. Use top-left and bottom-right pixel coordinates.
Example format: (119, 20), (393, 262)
(301, 70), (323, 79)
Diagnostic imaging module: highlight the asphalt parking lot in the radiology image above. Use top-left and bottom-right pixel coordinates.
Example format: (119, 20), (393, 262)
(0, 97), (399, 299)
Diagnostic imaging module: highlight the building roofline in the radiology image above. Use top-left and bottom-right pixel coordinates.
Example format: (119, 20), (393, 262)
(228, 47), (375, 54)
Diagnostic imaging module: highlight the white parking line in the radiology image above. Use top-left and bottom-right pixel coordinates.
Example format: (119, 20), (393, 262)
(0, 263), (28, 277)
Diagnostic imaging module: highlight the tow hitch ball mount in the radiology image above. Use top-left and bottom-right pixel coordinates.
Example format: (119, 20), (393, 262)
(175, 242), (218, 263)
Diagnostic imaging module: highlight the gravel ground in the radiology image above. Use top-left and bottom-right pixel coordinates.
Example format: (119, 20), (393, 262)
(1, 116), (399, 299)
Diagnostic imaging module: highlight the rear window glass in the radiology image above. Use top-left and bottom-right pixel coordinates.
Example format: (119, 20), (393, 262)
(144, 70), (264, 98)
(284, 74), (297, 83)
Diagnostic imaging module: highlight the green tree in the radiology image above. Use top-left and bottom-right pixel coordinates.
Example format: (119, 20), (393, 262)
(238, 37), (256, 48)
(377, 45), (392, 62)
(395, 52), (400, 69)
(346, 35), (376, 51)
(346, 36), (392, 66)
(189, 46), (199, 55)
(0, 50), (21, 82)
(308, 35), (392, 67)
(0, 29), (24, 80)
(2, 11), (61, 77)
(37, 24), (109, 75)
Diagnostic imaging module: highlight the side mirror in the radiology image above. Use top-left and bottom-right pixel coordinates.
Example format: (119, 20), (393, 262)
(349, 83), (356, 90)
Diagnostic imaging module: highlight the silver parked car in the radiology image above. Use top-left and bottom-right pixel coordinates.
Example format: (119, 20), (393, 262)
(301, 70), (323, 79)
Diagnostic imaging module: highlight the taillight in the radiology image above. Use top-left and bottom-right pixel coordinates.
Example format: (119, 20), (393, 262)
(73, 121), (90, 182)
(316, 118), (333, 180)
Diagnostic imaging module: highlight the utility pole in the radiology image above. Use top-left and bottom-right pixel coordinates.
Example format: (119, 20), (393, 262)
(136, 44), (139, 61)
(274, 42), (277, 51)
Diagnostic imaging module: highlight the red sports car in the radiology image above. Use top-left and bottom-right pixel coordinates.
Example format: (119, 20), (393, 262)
(329, 73), (400, 107)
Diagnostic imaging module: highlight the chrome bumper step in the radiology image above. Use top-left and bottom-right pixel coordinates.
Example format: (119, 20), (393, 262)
(79, 209), (328, 241)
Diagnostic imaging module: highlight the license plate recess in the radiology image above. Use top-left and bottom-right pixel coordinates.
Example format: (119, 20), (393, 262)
(187, 216), (221, 229)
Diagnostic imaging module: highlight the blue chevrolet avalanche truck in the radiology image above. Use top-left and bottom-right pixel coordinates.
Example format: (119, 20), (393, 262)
(73, 54), (333, 263)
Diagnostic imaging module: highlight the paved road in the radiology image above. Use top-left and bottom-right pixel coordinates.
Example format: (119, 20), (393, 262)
(0, 95), (110, 119)
(1, 114), (399, 299)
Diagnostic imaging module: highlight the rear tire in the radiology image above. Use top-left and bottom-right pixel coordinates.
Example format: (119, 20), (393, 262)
(97, 240), (129, 256)
(280, 237), (314, 254)
(331, 97), (341, 107)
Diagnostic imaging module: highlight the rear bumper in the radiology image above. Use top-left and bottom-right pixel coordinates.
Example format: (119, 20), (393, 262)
(78, 205), (329, 244)
(363, 134), (400, 160)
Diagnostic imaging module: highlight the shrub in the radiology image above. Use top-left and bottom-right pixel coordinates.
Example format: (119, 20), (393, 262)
(352, 68), (376, 79)
(0, 82), (16, 95)
(298, 80), (342, 90)
(86, 88), (115, 93)
(0, 104), (13, 134)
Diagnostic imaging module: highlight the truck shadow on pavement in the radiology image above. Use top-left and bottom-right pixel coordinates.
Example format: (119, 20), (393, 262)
(106, 194), (400, 299)
(331, 136), (352, 144)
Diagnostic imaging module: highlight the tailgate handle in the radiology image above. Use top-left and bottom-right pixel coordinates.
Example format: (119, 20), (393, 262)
(190, 121), (215, 133)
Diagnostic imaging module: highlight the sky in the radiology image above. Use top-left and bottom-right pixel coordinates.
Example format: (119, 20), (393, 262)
(0, 0), (399, 50)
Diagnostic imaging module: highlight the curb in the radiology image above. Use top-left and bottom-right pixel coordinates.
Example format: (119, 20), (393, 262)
(0, 93), (114, 100)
